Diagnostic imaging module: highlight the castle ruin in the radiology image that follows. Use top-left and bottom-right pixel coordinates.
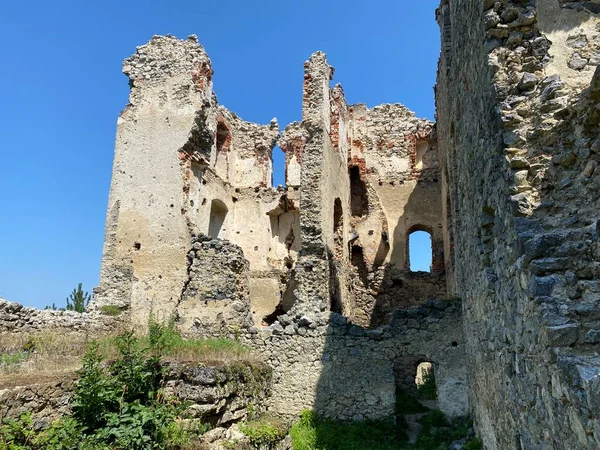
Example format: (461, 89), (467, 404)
(2, 1), (600, 448)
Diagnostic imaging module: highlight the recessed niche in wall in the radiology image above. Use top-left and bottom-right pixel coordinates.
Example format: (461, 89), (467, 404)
(208, 199), (228, 238)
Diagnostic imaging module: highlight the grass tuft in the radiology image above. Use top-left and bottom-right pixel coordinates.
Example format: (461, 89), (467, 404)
(98, 305), (122, 316)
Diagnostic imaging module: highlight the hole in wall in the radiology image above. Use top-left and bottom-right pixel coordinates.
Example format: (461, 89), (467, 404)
(272, 145), (286, 187)
(216, 121), (230, 153)
(415, 141), (429, 170)
(263, 277), (297, 326)
(415, 362), (437, 401)
(349, 166), (369, 217)
(351, 245), (370, 288)
(208, 199), (228, 238)
(408, 229), (433, 272)
(330, 199), (344, 313)
(451, 341), (458, 347)
(133, 242), (141, 251)
(333, 198), (344, 260)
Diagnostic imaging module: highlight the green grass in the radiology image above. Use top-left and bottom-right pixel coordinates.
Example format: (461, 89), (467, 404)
(240, 414), (288, 449)
(98, 305), (122, 316)
(290, 410), (402, 450)
(289, 410), (481, 450)
(141, 318), (250, 362)
(0, 351), (28, 368)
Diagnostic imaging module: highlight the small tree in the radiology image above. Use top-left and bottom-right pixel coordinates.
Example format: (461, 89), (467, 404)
(66, 283), (91, 313)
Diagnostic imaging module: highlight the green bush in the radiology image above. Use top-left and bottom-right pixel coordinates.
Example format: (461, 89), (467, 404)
(396, 388), (429, 415)
(465, 437), (482, 450)
(414, 410), (477, 450)
(289, 409), (480, 450)
(240, 415), (287, 449)
(0, 411), (36, 449)
(0, 324), (214, 450)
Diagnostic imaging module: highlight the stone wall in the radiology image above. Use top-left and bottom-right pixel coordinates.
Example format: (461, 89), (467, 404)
(344, 104), (446, 327)
(176, 235), (253, 337)
(0, 362), (271, 431)
(436, 0), (600, 448)
(246, 300), (467, 421)
(0, 298), (118, 334)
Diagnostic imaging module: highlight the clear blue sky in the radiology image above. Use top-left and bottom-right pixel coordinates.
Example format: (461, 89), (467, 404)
(0, 0), (440, 308)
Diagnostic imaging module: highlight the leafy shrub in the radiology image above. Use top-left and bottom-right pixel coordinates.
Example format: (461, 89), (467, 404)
(465, 437), (483, 450)
(396, 388), (429, 415)
(415, 410), (477, 450)
(240, 415), (287, 449)
(0, 411), (36, 449)
(0, 325), (215, 449)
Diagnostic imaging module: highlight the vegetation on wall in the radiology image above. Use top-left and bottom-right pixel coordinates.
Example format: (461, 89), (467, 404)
(0, 320), (255, 450)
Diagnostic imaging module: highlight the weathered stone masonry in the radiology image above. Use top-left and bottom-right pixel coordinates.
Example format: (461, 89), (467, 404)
(437, 0), (600, 448)
(4, 0), (600, 447)
(85, 33), (464, 423)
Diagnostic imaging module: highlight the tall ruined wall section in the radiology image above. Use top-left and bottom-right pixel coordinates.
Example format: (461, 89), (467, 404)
(345, 104), (446, 327)
(93, 36), (289, 329)
(436, 0), (600, 448)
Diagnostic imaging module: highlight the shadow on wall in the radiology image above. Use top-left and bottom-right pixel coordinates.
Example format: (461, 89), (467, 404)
(305, 164), (468, 436)
(341, 161), (447, 328)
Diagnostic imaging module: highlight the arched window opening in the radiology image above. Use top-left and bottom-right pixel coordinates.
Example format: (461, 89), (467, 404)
(272, 145), (286, 187)
(216, 122), (231, 154)
(408, 229), (432, 272)
(415, 362), (437, 400)
(349, 166), (369, 217)
(415, 141), (429, 170)
(208, 199), (228, 238)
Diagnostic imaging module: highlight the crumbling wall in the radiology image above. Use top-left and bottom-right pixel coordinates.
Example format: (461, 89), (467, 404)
(94, 36), (287, 329)
(0, 298), (118, 334)
(436, 0), (600, 448)
(89, 34), (467, 428)
(94, 36), (218, 327)
(176, 234), (252, 337)
(344, 104), (446, 326)
(246, 300), (467, 421)
(0, 362), (271, 432)
(212, 106), (279, 189)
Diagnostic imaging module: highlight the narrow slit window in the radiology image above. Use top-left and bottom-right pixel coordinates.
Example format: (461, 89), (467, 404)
(272, 145), (286, 187)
